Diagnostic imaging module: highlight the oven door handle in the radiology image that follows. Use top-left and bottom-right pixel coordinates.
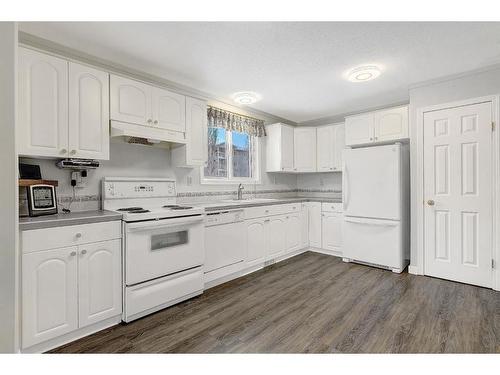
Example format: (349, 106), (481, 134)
(126, 215), (203, 232)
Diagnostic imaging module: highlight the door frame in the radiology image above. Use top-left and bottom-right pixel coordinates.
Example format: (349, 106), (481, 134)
(413, 95), (500, 291)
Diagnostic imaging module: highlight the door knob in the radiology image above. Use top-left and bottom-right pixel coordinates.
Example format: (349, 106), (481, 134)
(427, 200), (435, 206)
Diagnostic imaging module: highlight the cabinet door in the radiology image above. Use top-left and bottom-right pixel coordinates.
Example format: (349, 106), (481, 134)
(152, 87), (186, 132)
(294, 127), (317, 172)
(22, 246), (78, 348)
(345, 113), (374, 146)
(374, 106), (408, 142)
(300, 203), (309, 248)
(78, 239), (122, 328)
(246, 218), (267, 264)
(316, 125), (335, 172)
(68, 62), (110, 160)
(185, 97), (207, 165)
(266, 215), (287, 259)
(332, 123), (345, 171)
(285, 213), (301, 253)
(18, 47), (69, 158)
(321, 212), (343, 252)
(281, 125), (295, 171)
(110, 75), (152, 126)
(308, 202), (322, 248)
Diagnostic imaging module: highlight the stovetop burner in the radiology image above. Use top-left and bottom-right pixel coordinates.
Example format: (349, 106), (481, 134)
(162, 205), (179, 208)
(129, 209), (150, 214)
(117, 207), (144, 212)
(171, 206), (193, 210)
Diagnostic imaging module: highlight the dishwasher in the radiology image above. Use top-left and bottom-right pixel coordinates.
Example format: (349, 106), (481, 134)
(204, 209), (246, 277)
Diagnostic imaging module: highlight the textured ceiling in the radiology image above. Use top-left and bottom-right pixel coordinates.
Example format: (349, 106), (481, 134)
(19, 22), (500, 122)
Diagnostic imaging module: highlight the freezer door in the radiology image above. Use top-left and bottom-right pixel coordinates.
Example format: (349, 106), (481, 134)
(343, 144), (401, 220)
(343, 216), (404, 269)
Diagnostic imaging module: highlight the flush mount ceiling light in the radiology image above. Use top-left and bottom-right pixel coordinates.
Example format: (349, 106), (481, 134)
(232, 92), (261, 105)
(346, 65), (382, 82)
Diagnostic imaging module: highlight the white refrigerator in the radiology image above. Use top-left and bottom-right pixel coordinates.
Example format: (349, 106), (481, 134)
(342, 143), (410, 273)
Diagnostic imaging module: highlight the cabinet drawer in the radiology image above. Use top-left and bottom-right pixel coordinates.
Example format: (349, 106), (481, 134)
(22, 221), (121, 254)
(321, 202), (343, 213)
(245, 203), (301, 219)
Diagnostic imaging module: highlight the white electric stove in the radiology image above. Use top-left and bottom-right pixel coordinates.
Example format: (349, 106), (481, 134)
(102, 177), (205, 322)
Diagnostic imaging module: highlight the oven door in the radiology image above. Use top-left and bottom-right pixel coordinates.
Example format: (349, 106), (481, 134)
(124, 215), (204, 286)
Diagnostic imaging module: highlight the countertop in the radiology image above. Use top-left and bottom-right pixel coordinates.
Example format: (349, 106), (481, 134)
(199, 197), (342, 212)
(19, 210), (123, 231)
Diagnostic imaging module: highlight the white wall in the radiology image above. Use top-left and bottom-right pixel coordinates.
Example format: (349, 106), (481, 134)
(408, 66), (500, 269)
(0, 22), (18, 353)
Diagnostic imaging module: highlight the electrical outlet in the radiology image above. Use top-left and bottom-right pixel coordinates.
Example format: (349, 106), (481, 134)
(71, 171), (86, 188)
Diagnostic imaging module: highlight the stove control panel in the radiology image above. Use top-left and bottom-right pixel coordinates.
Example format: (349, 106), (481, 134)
(103, 179), (176, 199)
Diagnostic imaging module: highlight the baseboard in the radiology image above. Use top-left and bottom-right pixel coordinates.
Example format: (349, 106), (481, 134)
(309, 247), (342, 258)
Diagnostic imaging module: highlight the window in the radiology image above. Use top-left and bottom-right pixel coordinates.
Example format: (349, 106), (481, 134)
(203, 127), (259, 183)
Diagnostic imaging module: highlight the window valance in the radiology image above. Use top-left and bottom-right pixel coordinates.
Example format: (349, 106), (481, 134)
(207, 106), (266, 137)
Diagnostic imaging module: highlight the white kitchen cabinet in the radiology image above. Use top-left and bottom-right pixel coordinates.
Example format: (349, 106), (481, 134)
(110, 74), (152, 126)
(345, 106), (408, 146)
(300, 203), (309, 248)
(266, 123), (295, 172)
(245, 218), (267, 265)
(317, 123), (345, 172)
(294, 127), (317, 172)
(374, 106), (408, 142)
(18, 47), (69, 158)
(267, 215), (287, 258)
(152, 87), (186, 132)
(68, 62), (110, 160)
(307, 202), (322, 248)
(285, 213), (301, 253)
(22, 246), (79, 348)
(78, 239), (122, 328)
(171, 97), (208, 167)
(21, 222), (122, 349)
(321, 212), (343, 253)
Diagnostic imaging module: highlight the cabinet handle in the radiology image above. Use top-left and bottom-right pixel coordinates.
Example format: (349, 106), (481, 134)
(75, 233), (82, 238)
(81, 250), (87, 255)
(264, 219), (270, 223)
(70, 251), (77, 257)
(70, 150), (76, 155)
(60, 148), (67, 154)
(375, 137), (378, 140)
(154, 120), (158, 125)
(147, 119), (153, 124)
(370, 137), (373, 141)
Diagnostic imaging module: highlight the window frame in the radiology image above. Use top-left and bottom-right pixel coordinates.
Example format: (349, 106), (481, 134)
(201, 128), (261, 185)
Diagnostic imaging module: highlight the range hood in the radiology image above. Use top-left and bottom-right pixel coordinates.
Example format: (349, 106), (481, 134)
(110, 120), (187, 147)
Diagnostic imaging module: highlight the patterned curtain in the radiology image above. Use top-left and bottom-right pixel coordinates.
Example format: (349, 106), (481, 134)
(207, 106), (266, 137)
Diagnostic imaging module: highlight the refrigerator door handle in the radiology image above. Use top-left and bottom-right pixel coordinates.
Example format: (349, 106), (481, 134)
(344, 217), (399, 227)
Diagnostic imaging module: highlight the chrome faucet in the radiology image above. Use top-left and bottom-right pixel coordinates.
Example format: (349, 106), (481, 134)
(237, 183), (244, 200)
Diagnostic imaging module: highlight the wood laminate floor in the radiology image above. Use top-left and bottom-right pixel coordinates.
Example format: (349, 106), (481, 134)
(51, 252), (500, 353)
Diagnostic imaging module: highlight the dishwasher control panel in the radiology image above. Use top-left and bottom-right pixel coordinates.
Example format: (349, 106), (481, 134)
(205, 210), (245, 226)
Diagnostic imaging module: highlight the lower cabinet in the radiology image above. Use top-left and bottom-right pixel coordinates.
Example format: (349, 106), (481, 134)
(285, 213), (301, 253)
(22, 225), (122, 350)
(321, 212), (343, 253)
(246, 218), (267, 265)
(267, 215), (287, 258)
(308, 202), (322, 248)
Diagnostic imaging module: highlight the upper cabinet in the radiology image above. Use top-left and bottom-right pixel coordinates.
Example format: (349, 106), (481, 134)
(110, 75), (186, 135)
(266, 123), (295, 172)
(18, 48), (69, 158)
(293, 127), (317, 172)
(317, 123), (344, 172)
(171, 97), (208, 167)
(18, 47), (109, 160)
(345, 105), (408, 147)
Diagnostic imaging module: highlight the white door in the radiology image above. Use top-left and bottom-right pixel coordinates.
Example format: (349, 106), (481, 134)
(68, 62), (110, 160)
(332, 124), (345, 171)
(308, 202), (322, 248)
(374, 106), (408, 143)
(152, 87), (186, 132)
(285, 213), (301, 253)
(294, 127), (317, 172)
(246, 218), (266, 264)
(110, 75), (152, 126)
(185, 97), (207, 166)
(317, 125), (335, 172)
(18, 47), (69, 158)
(343, 144), (401, 220)
(321, 212), (343, 252)
(281, 125), (295, 172)
(424, 102), (493, 288)
(22, 246), (78, 348)
(78, 239), (122, 328)
(266, 215), (287, 258)
(345, 113), (374, 146)
(300, 203), (309, 248)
